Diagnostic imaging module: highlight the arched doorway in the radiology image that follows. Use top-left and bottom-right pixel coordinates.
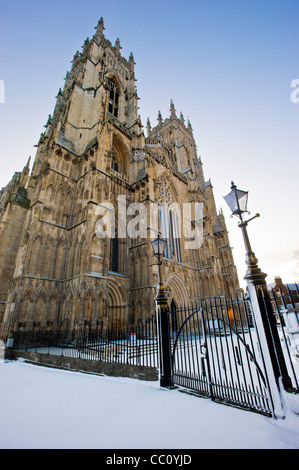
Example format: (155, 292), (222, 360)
(165, 273), (189, 306)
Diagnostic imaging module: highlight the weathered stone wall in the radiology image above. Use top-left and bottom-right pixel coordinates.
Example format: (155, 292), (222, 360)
(5, 349), (158, 382)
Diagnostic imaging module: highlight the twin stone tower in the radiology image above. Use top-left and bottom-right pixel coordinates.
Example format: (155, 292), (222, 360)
(0, 19), (239, 337)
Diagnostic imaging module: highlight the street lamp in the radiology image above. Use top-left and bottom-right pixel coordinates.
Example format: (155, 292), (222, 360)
(224, 181), (261, 278)
(224, 182), (293, 414)
(223, 181), (249, 220)
(151, 232), (173, 387)
(151, 233), (167, 299)
(151, 233), (167, 259)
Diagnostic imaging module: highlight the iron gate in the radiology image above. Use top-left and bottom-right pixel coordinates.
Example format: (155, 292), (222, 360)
(170, 297), (273, 416)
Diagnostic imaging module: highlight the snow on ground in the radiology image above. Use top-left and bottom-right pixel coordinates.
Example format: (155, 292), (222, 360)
(0, 359), (299, 450)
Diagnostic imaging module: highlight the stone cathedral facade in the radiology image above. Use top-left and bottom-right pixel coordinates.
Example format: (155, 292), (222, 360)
(0, 19), (239, 336)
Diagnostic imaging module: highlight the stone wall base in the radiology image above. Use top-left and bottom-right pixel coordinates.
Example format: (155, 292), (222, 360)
(5, 349), (159, 382)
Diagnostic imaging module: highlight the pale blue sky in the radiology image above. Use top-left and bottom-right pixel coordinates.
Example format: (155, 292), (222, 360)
(0, 0), (298, 287)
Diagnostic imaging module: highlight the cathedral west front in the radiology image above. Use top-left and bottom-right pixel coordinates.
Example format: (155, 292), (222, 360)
(0, 19), (239, 337)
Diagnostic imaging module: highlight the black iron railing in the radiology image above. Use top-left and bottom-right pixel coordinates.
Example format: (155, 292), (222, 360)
(8, 316), (159, 369)
(269, 283), (299, 390)
(4, 286), (299, 417)
(167, 296), (274, 416)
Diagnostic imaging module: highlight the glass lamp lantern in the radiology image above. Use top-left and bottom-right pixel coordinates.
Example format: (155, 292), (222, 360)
(223, 181), (249, 219)
(151, 233), (167, 260)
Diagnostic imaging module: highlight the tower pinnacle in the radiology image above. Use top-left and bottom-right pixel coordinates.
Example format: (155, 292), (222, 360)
(115, 38), (122, 53)
(170, 100), (176, 118)
(157, 111), (163, 126)
(147, 118), (151, 137)
(93, 18), (105, 42)
(95, 17), (105, 35)
(129, 52), (135, 70)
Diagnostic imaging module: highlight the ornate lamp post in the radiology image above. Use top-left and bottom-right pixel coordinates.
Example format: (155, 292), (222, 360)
(224, 182), (293, 416)
(151, 232), (173, 387)
(223, 182), (261, 278)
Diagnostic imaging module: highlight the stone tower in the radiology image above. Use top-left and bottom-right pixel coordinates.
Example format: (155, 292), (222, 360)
(0, 19), (239, 337)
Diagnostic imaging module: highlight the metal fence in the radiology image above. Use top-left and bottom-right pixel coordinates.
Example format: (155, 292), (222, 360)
(166, 296), (274, 416)
(5, 285), (299, 417)
(269, 283), (299, 390)
(9, 315), (159, 369)
(167, 289), (299, 416)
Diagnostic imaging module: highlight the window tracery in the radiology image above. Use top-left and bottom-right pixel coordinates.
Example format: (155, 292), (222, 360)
(157, 175), (173, 204)
(157, 175), (182, 262)
(107, 78), (120, 118)
(111, 152), (119, 172)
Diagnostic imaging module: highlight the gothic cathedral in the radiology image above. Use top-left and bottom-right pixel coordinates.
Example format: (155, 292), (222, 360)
(0, 19), (239, 336)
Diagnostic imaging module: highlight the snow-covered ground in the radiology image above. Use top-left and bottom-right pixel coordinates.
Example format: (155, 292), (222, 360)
(0, 359), (299, 450)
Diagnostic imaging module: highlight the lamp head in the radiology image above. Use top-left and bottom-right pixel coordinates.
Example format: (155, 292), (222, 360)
(151, 232), (167, 258)
(223, 181), (249, 219)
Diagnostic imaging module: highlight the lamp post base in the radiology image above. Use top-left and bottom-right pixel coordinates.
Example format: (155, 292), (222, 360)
(245, 270), (293, 391)
(240, 220), (292, 385)
(155, 285), (173, 388)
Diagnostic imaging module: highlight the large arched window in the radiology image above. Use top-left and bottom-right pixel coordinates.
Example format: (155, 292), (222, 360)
(157, 175), (182, 263)
(159, 204), (182, 263)
(107, 78), (120, 119)
(110, 134), (129, 177)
